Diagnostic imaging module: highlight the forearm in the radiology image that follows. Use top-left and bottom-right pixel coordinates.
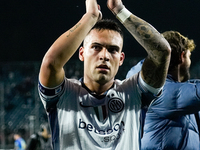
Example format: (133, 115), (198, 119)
(45, 13), (98, 68)
(122, 12), (171, 87)
(121, 11), (171, 87)
(39, 13), (99, 87)
(108, 2), (171, 88)
(116, 7), (170, 62)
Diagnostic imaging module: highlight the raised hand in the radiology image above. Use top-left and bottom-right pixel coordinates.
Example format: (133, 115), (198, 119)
(107, 0), (124, 15)
(86, 0), (102, 20)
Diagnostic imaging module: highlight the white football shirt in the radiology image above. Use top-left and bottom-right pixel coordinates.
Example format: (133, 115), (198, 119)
(39, 73), (154, 150)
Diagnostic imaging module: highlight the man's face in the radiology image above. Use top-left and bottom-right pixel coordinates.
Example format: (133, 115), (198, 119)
(79, 29), (124, 85)
(180, 50), (191, 82)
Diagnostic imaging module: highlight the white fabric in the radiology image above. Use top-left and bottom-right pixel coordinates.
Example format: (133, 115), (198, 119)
(139, 73), (163, 95)
(39, 73), (150, 150)
(116, 7), (131, 23)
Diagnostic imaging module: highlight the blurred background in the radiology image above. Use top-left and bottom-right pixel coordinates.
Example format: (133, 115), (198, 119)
(1, 0), (200, 149)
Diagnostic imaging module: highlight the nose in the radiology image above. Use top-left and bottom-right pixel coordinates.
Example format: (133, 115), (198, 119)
(100, 48), (109, 61)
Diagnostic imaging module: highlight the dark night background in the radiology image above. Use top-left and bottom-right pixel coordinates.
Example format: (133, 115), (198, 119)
(1, 1), (200, 147)
(1, 0), (200, 67)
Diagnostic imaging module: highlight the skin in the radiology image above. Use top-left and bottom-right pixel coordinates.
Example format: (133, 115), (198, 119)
(170, 50), (191, 82)
(107, 0), (171, 88)
(180, 50), (191, 81)
(39, 0), (100, 88)
(39, 0), (171, 96)
(40, 127), (51, 139)
(13, 134), (20, 140)
(79, 29), (124, 95)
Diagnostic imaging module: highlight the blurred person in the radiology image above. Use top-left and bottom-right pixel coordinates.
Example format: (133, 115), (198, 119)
(126, 31), (200, 150)
(26, 124), (52, 150)
(38, 0), (171, 149)
(13, 133), (26, 150)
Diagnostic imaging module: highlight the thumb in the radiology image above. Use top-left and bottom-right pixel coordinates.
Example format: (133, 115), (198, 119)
(97, 4), (102, 20)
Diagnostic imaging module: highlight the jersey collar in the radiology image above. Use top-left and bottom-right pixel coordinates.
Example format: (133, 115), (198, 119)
(79, 77), (114, 99)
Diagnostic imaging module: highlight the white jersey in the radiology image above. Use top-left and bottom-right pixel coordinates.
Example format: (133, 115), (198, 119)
(38, 73), (154, 150)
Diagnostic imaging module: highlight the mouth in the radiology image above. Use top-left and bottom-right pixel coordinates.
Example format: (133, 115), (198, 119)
(96, 64), (110, 72)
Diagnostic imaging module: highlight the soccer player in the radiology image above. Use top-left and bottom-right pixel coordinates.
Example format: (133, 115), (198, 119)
(38, 0), (171, 149)
(126, 31), (200, 150)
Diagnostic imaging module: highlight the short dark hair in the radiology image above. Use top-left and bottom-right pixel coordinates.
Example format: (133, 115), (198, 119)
(90, 19), (124, 39)
(162, 31), (196, 70)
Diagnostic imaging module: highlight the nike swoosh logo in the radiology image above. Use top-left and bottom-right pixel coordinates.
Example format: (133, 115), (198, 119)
(79, 102), (94, 108)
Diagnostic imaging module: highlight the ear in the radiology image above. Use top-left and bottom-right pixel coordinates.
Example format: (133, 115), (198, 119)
(119, 52), (125, 66)
(79, 46), (84, 61)
(180, 51), (185, 64)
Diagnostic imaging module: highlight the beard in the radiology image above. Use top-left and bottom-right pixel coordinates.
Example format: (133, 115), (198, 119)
(180, 66), (190, 82)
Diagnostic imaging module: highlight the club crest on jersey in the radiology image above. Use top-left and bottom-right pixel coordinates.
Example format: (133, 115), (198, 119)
(108, 98), (124, 113)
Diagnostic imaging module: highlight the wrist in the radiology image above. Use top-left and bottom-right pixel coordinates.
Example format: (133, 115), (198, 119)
(116, 7), (131, 23)
(111, 4), (125, 15)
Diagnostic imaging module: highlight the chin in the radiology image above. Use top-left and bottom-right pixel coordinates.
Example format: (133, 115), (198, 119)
(96, 75), (110, 84)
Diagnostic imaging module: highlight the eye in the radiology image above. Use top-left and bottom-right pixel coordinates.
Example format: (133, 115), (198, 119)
(92, 45), (102, 51)
(107, 47), (119, 53)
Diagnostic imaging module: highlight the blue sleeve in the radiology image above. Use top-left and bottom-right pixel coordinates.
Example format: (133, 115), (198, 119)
(126, 59), (145, 78)
(151, 81), (200, 118)
(179, 81), (200, 112)
(189, 79), (200, 98)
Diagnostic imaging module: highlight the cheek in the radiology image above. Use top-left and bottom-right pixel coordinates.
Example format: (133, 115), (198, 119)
(115, 54), (123, 65)
(188, 60), (191, 67)
(187, 57), (191, 66)
(111, 56), (121, 68)
(85, 49), (98, 58)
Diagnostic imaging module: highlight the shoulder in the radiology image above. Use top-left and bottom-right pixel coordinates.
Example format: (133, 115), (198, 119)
(115, 73), (138, 87)
(188, 79), (200, 84)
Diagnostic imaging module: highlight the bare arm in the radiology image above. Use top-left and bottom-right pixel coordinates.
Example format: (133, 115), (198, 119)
(107, 0), (171, 88)
(39, 0), (101, 88)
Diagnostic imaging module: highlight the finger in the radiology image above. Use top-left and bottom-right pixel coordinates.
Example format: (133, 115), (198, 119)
(98, 4), (101, 11)
(97, 4), (102, 20)
(98, 10), (102, 20)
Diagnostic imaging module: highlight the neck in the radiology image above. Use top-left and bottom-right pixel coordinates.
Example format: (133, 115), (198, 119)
(83, 78), (114, 95)
(168, 65), (183, 82)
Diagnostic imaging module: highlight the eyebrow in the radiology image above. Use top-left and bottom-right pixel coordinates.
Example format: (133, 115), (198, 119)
(92, 42), (120, 51)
